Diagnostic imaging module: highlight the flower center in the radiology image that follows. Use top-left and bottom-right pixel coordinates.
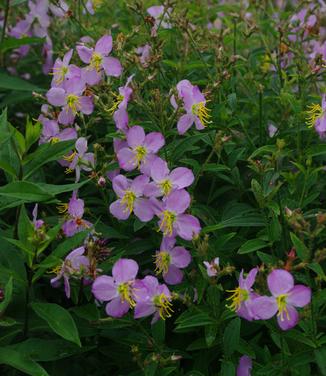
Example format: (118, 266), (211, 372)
(306, 103), (323, 128)
(226, 287), (249, 311)
(66, 94), (81, 114)
(63, 150), (77, 163)
(53, 65), (68, 84)
(90, 52), (103, 72)
(276, 293), (289, 321)
(117, 282), (135, 307)
(159, 179), (172, 196)
(134, 145), (147, 166)
(191, 101), (212, 126)
(159, 210), (176, 237)
(57, 203), (69, 214)
(153, 293), (173, 320)
(154, 251), (171, 275)
(120, 190), (136, 213)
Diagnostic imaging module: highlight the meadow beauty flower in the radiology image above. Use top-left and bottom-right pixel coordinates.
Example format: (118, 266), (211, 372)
(61, 192), (92, 237)
(251, 269), (311, 330)
(144, 157), (194, 197)
(46, 79), (94, 125)
(50, 246), (90, 298)
(154, 237), (191, 284)
(151, 189), (201, 240)
(203, 257), (219, 277)
(63, 137), (95, 181)
(171, 80), (211, 135)
(237, 355), (252, 376)
(51, 49), (81, 87)
(38, 116), (77, 144)
(109, 174), (154, 222)
(117, 126), (165, 174)
(134, 275), (173, 323)
(268, 123), (278, 138)
(77, 34), (122, 85)
(306, 95), (326, 139)
(111, 75), (134, 132)
(226, 268), (259, 321)
(92, 258), (138, 318)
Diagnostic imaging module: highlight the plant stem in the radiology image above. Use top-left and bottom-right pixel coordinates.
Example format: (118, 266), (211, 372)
(0, 0), (10, 67)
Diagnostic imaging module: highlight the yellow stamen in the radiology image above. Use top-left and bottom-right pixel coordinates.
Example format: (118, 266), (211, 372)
(50, 137), (60, 144)
(57, 203), (69, 214)
(134, 145), (147, 167)
(66, 94), (81, 114)
(120, 190), (136, 214)
(191, 101), (212, 126)
(276, 293), (290, 321)
(106, 93), (124, 114)
(117, 282), (136, 307)
(306, 103), (323, 128)
(49, 264), (62, 275)
(153, 293), (173, 320)
(89, 52), (103, 72)
(154, 251), (171, 275)
(226, 287), (249, 311)
(63, 151), (77, 163)
(65, 168), (73, 174)
(159, 210), (176, 237)
(159, 179), (172, 196)
(51, 65), (68, 84)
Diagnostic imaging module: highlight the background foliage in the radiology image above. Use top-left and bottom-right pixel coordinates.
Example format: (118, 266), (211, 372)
(0, 0), (326, 375)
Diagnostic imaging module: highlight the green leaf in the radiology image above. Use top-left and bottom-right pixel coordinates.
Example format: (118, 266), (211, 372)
(315, 347), (326, 376)
(152, 319), (165, 344)
(290, 232), (310, 261)
(23, 140), (75, 179)
(25, 118), (42, 152)
(0, 72), (44, 92)
(238, 238), (268, 254)
(202, 212), (265, 233)
(0, 37), (44, 53)
(0, 347), (49, 376)
(0, 277), (13, 314)
(31, 302), (81, 347)
(223, 317), (241, 357)
(0, 181), (53, 203)
(175, 312), (215, 331)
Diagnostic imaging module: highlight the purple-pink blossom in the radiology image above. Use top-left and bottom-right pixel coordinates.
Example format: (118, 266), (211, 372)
(77, 35), (122, 85)
(203, 257), (219, 277)
(151, 189), (201, 240)
(92, 258), (138, 318)
(117, 126), (165, 175)
(237, 355), (252, 376)
(250, 269), (311, 330)
(51, 246), (90, 298)
(144, 157), (194, 197)
(109, 174), (154, 222)
(154, 237), (191, 285)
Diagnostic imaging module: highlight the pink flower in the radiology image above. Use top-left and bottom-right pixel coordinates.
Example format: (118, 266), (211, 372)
(203, 257), (219, 277)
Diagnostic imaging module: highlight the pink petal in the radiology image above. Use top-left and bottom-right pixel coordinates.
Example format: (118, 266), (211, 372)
(105, 297), (130, 318)
(112, 174), (130, 197)
(102, 56), (122, 77)
(177, 114), (195, 135)
(250, 296), (278, 320)
(169, 167), (194, 189)
(109, 199), (130, 220)
(166, 189), (190, 214)
(174, 214), (201, 240)
(92, 275), (117, 301)
(95, 35), (112, 55)
(127, 126), (145, 148)
(288, 285), (311, 307)
(163, 265), (183, 285)
(112, 258), (138, 283)
(144, 132), (165, 153)
(46, 87), (66, 106)
(76, 45), (93, 64)
(267, 269), (294, 296)
(170, 246), (191, 268)
(277, 304), (299, 331)
(117, 147), (137, 171)
(134, 198), (154, 222)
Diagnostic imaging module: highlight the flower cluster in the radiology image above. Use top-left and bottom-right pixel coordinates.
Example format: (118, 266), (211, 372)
(227, 268), (311, 331)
